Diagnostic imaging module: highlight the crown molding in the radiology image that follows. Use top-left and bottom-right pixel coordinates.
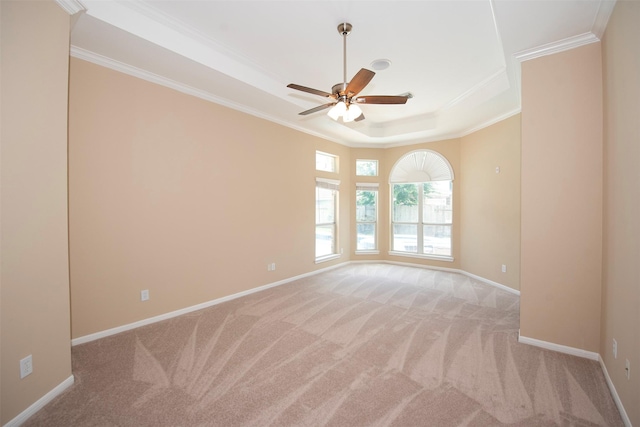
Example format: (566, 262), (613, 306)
(113, 0), (283, 84)
(55, 0), (85, 15)
(69, 46), (344, 146)
(459, 107), (521, 138)
(514, 32), (600, 63)
(441, 67), (509, 112)
(592, 0), (617, 39)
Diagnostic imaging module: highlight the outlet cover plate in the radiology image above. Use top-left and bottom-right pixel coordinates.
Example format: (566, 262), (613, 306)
(20, 355), (33, 379)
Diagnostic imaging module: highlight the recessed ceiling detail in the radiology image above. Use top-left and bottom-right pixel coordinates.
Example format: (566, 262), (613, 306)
(68, 0), (615, 147)
(370, 59), (391, 71)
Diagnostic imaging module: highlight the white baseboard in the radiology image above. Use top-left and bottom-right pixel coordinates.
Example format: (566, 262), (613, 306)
(377, 259), (520, 295)
(73, 260), (517, 346)
(599, 355), (632, 427)
(459, 270), (520, 295)
(518, 332), (599, 361)
(68, 261), (631, 426)
(71, 261), (349, 346)
(518, 333), (631, 425)
(4, 375), (74, 427)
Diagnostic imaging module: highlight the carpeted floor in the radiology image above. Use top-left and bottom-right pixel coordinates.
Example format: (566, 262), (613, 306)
(24, 263), (623, 426)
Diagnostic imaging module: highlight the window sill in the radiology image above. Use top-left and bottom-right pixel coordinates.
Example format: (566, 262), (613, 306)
(388, 251), (454, 262)
(315, 254), (341, 264)
(355, 250), (380, 255)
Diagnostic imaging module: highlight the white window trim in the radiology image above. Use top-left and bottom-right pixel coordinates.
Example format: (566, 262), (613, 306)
(388, 251), (454, 262)
(355, 182), (379, 189)
(316, 151), (338, 173)
(355, 182), (379, 254)
(315, 177), (340, 261)
(316, 177), (340, 188)
(389, 149), (454, 261)
(315, 253), (342, 264)
(355, 250), (380, 255)
(390, 182), (453, 258)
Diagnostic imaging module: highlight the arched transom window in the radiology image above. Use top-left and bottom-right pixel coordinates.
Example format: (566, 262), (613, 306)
(390, 150), (454, 260)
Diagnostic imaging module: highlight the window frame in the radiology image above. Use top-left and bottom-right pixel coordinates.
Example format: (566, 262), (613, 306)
(355, 159), (379, 177)
(389, 150), (454, 262)
(390, 182), (453, 260)
(355, 182), (379, 254)
(316, 151), (338, 173)
(315, 177), (341, 263)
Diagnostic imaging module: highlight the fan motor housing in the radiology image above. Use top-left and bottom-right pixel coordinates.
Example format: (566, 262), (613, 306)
(332, 83), (347, 96)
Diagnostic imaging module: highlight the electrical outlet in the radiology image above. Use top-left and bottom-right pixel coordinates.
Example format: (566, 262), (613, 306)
(141, 289), (150, 301)
(20, 355), (33, 379)
(501, 264), (507, 273)
(271, 263), (276, 271)
(625, 359), (631, 380)
(613, 338), (617, 359)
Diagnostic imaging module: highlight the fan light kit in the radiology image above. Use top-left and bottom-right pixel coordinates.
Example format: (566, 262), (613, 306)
(287, 23), (409, 123)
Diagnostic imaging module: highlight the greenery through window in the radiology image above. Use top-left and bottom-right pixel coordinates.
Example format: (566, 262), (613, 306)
(392, 181), (452, 256)
(356, 184), (378, 251)
(356, 159), (378, 176)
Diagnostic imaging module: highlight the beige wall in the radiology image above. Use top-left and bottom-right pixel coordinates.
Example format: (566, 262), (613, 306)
(68, 58), (350, 338)
(601, 0), (640, 424)
(520, 43), (603, 352)
(460, 115), (521, 290)
(0, 1), (72, 423)
(70, 53), (521, 339)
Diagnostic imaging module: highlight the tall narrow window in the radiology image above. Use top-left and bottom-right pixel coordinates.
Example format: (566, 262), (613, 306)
(390, 150), (454, 260)
(316, 178), (340, 261)
(356, 183), (378, 252)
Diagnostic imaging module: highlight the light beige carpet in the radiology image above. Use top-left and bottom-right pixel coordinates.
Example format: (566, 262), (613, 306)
(25, 263), (623, 426)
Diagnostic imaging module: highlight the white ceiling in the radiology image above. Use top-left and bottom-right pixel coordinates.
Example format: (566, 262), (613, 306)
(65, 0), (615, 148)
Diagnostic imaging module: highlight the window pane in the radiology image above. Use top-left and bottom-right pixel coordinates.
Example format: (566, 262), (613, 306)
(423, 225), (452, 256)
(316, 187), (335, 224)
(356, 190), (377, 221)
(393, 184), (418, 222)
(393, 224), (418, 253)
(356, 223), (376, 250)
(316, 224), (335, 257)
(356, 159), (378, 176)
(423, 181), (452, 224)
(316, 151), (337, 172)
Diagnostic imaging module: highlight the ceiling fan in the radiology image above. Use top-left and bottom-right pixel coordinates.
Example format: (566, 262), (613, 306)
(287, 23), (410, 123)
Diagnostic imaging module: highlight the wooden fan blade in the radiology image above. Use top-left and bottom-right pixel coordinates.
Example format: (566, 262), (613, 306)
(299, 102), (336, 116)
(354, 95), (409, 105)
(287, 84), (333, 98)
(344, 68), (375, 97)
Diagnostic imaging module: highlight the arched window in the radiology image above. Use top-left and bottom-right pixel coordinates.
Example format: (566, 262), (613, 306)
(389, 150), (454, 260)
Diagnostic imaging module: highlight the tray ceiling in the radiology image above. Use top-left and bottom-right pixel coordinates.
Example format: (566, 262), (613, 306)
(66, 0), (615, 147)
